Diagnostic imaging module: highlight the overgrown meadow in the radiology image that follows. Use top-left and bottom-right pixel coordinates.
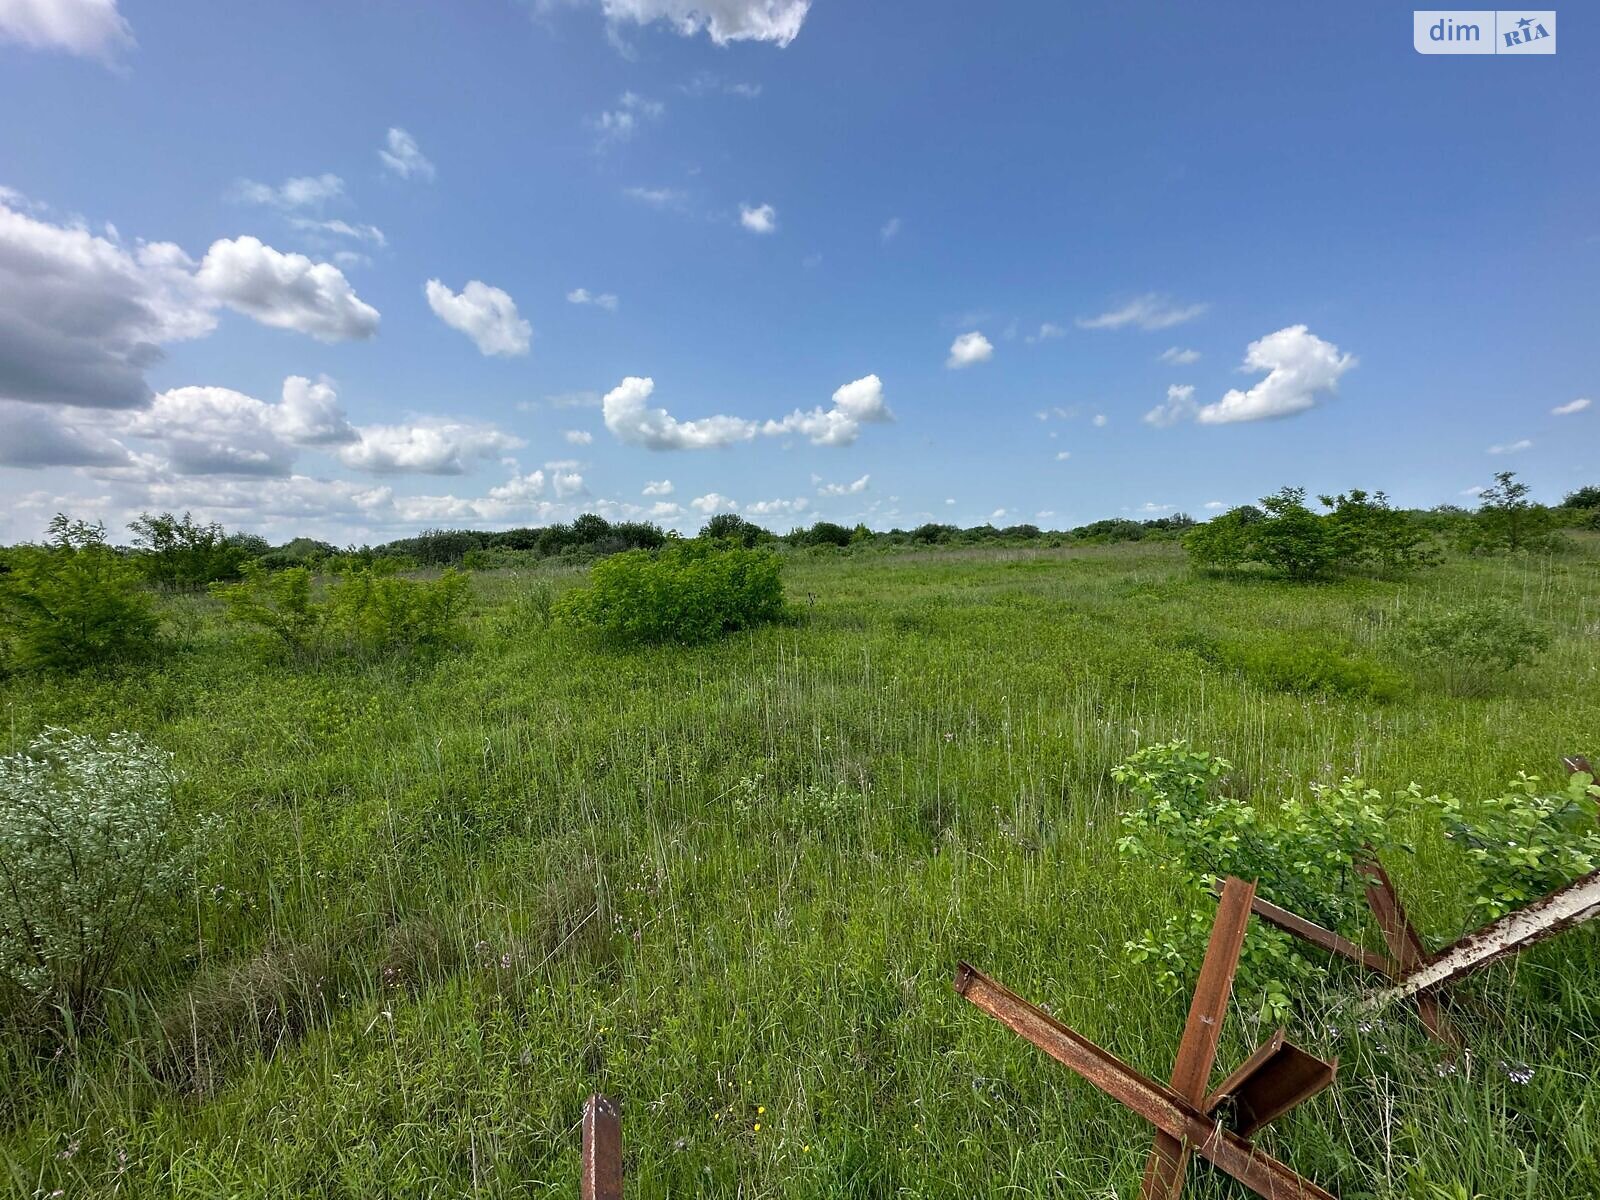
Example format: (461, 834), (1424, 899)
(3, 538), (1600, 1198)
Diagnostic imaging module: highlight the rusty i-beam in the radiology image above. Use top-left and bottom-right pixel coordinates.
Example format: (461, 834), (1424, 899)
(1243, 755), (1600, 1046)
(956, 878), (1337, 1200)
(581, 1094), (622, 1200)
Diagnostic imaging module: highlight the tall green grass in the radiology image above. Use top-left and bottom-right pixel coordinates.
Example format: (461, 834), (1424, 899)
(2, 540), (1598, 1197)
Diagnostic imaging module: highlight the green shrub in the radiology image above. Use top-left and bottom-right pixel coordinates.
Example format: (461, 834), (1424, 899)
(212, 563), (471, 659)
(1180, 631), (1405, 701)
(1460, 471), (1560, 554)
(0, 729), (200, 1019)
(1186, 488), (1438, 579)
(559, 542), (790, 645)
(1114, 742), (1600, 1019)
(0, 515), (158, 674)
(128, 511), (252, 590)
(1402, 601), (1547, 695)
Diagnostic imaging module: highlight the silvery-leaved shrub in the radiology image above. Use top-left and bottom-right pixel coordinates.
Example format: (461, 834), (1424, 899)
(0, 728), (194, 1020)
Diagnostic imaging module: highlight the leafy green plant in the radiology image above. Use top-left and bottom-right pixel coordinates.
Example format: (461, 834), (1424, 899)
(1461, 471), (1560, 554)
(1186, 488), (1438, 579)
(0, 515), (159, 673)
(1401, 601), (1548, 695)
(128, 511), (253, 590)
(212, 562), (471, 659)
(558, 542), (791, 645)
(1320, 489), (1442, 573)
(0, 729), (200, 1020)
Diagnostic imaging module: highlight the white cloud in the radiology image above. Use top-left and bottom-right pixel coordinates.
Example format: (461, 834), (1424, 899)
(624, 185), (687, 208)
(565, 429), (594, 445)
(745, 496), (808, 516)
(603, 376), (758, 450)
(740, 203), (777, 234)
(1092, 414), (1107, 427)
(0, 0), (132, 63)
(233, 173), (344, 210)
(690, 492), (737, 514)
(1195, 326), (1354, 424)
(1144, 383), (1196, 428)
(880, 216), (901, 242)
(596, 0), (809, 46)
(338, 419), (524, 475)
(0, 400), (131, 468)
(1077, 294), (1208, 331)
(1204, 500), (1227, 509)
(946, 331), (993, 369)
(1553, 397), (1591, 416)
(593, 91), (664, 145)
(1160, 346), (1200, 365)
(649, 501), (682, 519)
(0, 196), (214, 408)
(763, 373), (893, 446)
(1024, 322), (1066, 345)
(123, 375), (355, 476)
(642, 479), (674, 496)
(289, 217), (387, 247)
(196, 236), (381, 342)
(605, 373), (892, 452)
(817, 473), (869, 496)
(568, 287), (619, 311)
(1488, 439), (1533, 455)
(545, 390), (602, 408)
(378, 127), (435, 181)
(1054, 450), (1072, 461)
(425, 278), (531, 357)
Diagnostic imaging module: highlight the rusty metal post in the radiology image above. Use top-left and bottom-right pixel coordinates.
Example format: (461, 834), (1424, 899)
(1358, 862), (1458, 1046)
(953, 963), (1334, 1200)
(581, 1094), (622, 1200)
(1142, 877), (1256, 1200)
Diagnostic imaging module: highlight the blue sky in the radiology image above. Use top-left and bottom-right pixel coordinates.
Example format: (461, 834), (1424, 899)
(0, 1), (1595, 542)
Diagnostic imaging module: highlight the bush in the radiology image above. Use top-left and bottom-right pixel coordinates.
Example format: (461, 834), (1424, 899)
(212, 563), (471, 659)
(1114, 741), (1600, 1019)
(1461, 471), (1559, 554)
(700, 514), (773, 548)
(128, 511), (253, 589)
(1402, 601), (1547, 695)
(0, 515), (159, 673)
(0, 729), (197, 1019)
(1320, 489), (1441, 573)
(1186, 487), (1438, 579)
(559, 542), (790, 645)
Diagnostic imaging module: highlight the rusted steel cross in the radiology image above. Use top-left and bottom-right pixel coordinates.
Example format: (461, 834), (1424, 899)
(1245, 755), (1600, 1047)
(956, 878), (1337, 1200)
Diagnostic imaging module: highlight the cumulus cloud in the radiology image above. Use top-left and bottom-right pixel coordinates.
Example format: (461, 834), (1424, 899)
(1553, 398), (1591, 416)
(0, 0), (132, 63)
(378, 127), (435, 180)
(1024, 322), (1065, 345)
(602, 376), (758, 450)
(817, 473), (869, 497)
(425, 279), (531, 357)
(565, 429), (594, 445)
(763, 373), (893, 446)
(1195, 325), (1354, 424)
(196, 237), (381, 342)
(1488, 439), (1533, 455)
(946, 331), (993, 369)
(568, 287), (619, 311)
(1077, 294), (1208, 331)
(0, 400), (130, 468)
(124, 375), (356, 476)
(1054, 450), (1072, 461)
(233, 173), (344, 210)
(1092, 413), (1108, 427)
(740, 203), (777, 234)
(690, 491), (737, 514)
(1160, 346), (1200, 365)
(338, 419), (525, 475)
(596, 0), (809, 46)
(745, 496), (809, 516)
(642, 479), (674, 496)
(1143, 383), (1196, 428)
(0, 196), (214, 408)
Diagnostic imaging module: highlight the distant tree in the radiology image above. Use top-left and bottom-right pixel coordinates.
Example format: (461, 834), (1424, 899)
(1250, 488), (1339, 580)
(1464, 472), (1558, 554)
(800, 521), (853, 548)
(1183, 508), (1256, 571)
(910, 523), (956, 545)
(1319, 489), (1440, 574)
(700, 514), (770, 548)
(1561, 485), (1600, 510)
(128, 511), (250, 590)
(850, 523), (874, 544)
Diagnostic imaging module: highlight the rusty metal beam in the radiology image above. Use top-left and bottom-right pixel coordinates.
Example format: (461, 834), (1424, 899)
(1358, 862), (1457, 1046)
(1245, 893), (1392, 976)
(581, 1094), (622, 1200)
(1203, 1030), (1337, 1139)
(1375, 866), (1600, 1004)
(953, 963), (1334, 1200)
(1143, 877), (1256, 1199)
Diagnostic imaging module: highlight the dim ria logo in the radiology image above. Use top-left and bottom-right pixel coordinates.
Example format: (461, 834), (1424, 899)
(1414, 10), (1555, 54)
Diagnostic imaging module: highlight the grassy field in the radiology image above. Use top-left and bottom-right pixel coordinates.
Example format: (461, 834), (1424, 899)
(3, 540), (1599, 1198)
